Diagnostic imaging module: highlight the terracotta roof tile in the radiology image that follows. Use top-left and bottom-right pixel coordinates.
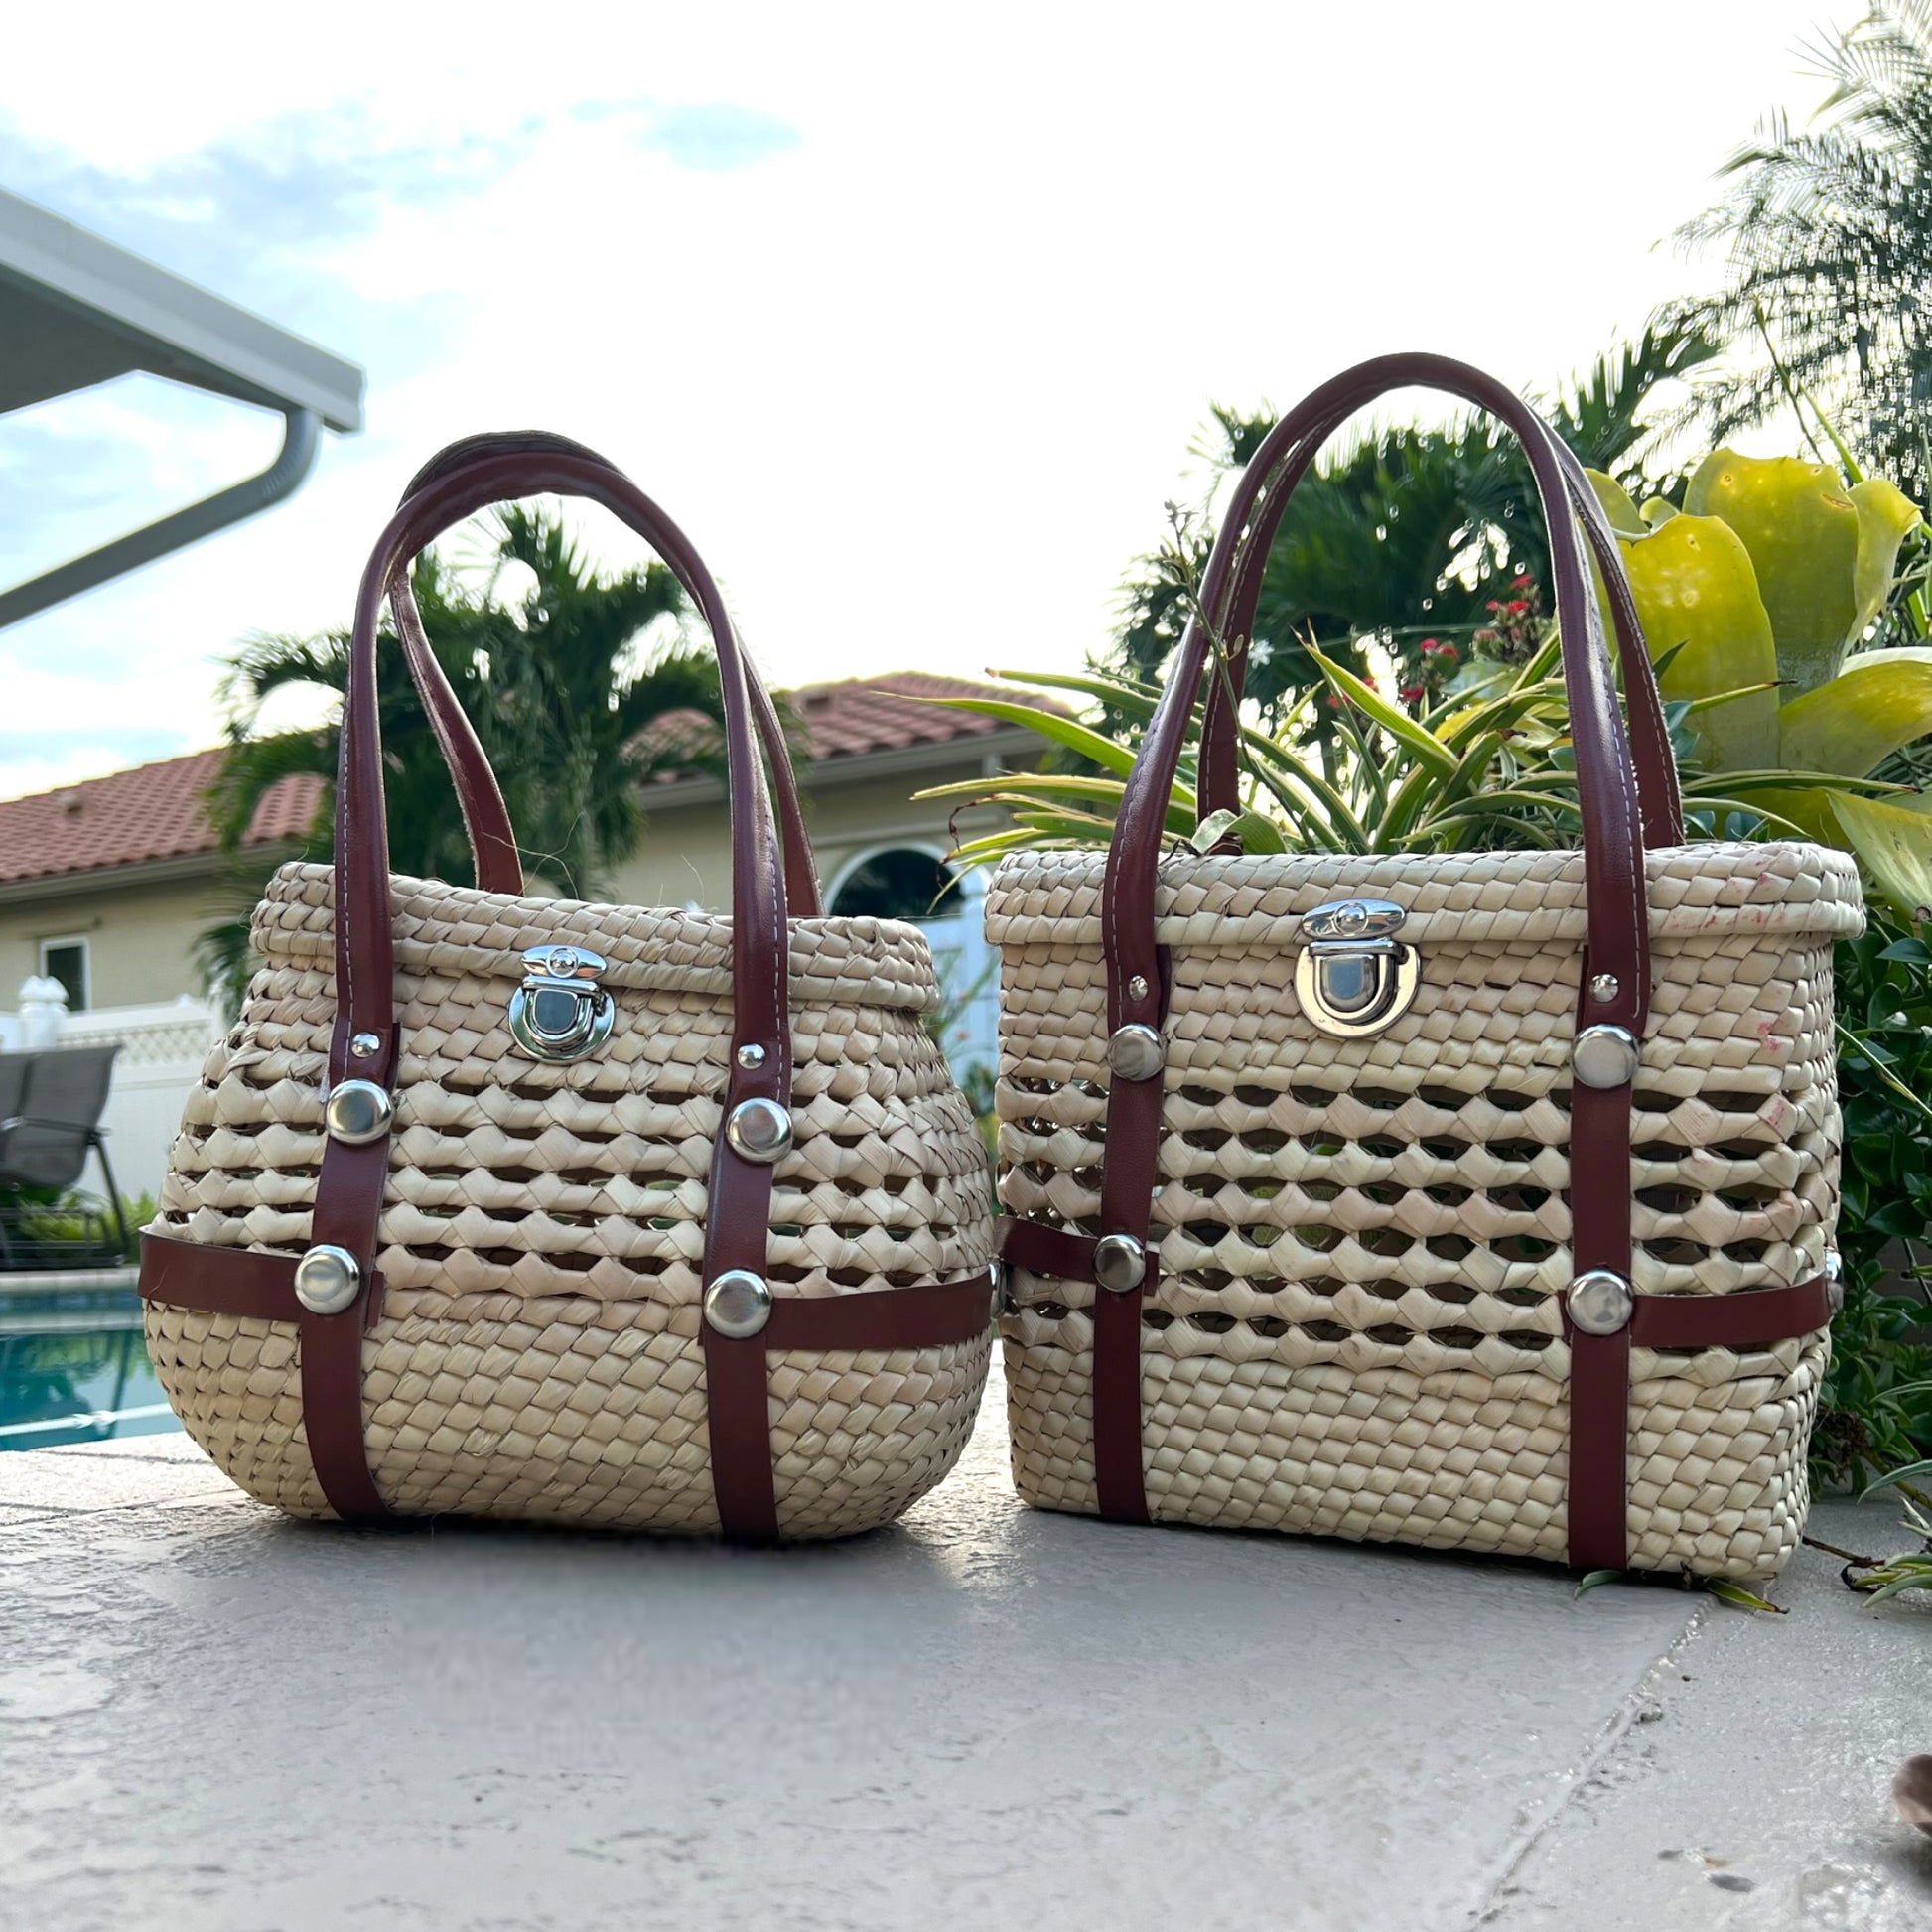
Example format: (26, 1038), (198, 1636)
(0, 748), (323, 888)
(0, 673), (1046, 887)
(785, 671), (1031, 761)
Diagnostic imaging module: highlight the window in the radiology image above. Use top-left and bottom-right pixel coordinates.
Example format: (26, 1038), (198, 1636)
(828, 849), (959, 921)
(39, 936), (89, 1012)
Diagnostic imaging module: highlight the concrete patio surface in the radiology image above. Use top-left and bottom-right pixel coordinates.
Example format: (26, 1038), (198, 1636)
(2, 1358), (1927, 1932)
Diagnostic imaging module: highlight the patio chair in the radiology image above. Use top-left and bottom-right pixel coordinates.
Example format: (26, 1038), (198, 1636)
(0, 1045), (130, 1270)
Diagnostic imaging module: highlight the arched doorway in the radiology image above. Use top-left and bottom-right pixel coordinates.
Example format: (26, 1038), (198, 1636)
(826, 845), (995, 1094)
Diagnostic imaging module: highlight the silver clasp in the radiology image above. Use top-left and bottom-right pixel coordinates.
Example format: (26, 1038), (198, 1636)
(1295, 898), (1420, 1037)
(508, 944), (615, 1063)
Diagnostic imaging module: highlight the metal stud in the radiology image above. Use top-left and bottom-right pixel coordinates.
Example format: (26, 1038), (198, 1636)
(324, 1078), (393, 1146)
(1127, 974), (1150, 1003)
(1571, 1024), (1640, 1090)
(704, 1269), (772, 1338)
(1589, 973), (1620, 1004)
(1107, 1023), (1165, 1082)
(349, 1032), (382, 1060)
(724, 1096), (793, 1165)
(293, 1244), (360, 1316)
(1092, 1232), (1147, 1294)
(1824, 1248), (1845, 1317)
(1567, 1269), (1635, 1336)
(735, 1042), (767, 1070)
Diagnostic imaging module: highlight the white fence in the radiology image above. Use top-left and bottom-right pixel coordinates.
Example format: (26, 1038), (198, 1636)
(0, 987), (222, 1205)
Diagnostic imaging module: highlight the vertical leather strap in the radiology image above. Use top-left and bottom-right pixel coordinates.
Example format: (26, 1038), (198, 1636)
(702, 1322), (780, 1539)
(300, 1022), (393, 1520)
(1565, 1068), (1636, 1571)
(1092, 1257), (1154, 1522)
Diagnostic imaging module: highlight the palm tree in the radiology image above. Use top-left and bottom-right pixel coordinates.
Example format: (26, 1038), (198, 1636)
(1663, 1), (1932, 486)
(1108, 326), (1717, 731)
(196, 505), (731, 1010)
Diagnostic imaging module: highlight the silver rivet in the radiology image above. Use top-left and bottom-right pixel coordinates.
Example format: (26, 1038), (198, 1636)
(735, 1042), (767, 1070)
(1093, 1232), (1147, 1294)
(1127, 974), (1150, 1003)
(324, 1078), (393, 1146)
(1572, 1025), (1639, 1090)
(293, 1244), (360, 1315)
(1567, 1269), (1634, 1336)
(548, 947), (581, 976)
(349, 1032), (382, 1060)
(1824, 1249), (1844, 1317)
(704, 1269), (772, 1338)
(1107, 1023), (1165, 1082)
(724, 1096), (793, 1165)
(1589, 973), (1620, 1004)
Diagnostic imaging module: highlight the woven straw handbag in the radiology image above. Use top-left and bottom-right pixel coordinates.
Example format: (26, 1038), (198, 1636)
(991, 354), (1863, 1580)
(138, 433), (997, 1538)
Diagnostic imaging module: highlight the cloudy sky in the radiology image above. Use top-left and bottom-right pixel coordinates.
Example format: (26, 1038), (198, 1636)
(0, 0), (1843, 799)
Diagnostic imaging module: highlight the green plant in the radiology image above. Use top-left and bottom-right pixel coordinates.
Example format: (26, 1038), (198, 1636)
(919, 518), (1815, 871)
(3, 1186), (151, 1265)
(1110, 327), (1718, 750)
(1840, 1484), (1932, 1603)
(1819, 918), (1932, 1490)
(1585, 448), (1932, 917)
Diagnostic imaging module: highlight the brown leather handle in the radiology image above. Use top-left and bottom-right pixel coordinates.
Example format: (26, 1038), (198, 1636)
(1193, 408), (1684, 847)
(1104, 352), (1651, 1045)
(382, 431), (823, 914)
(333, 455), (797, 1282)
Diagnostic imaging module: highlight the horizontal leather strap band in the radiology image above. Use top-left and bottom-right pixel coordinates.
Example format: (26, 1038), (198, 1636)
(139, 1231), (991, 1352)
(998, 1216), (1098, 1282)
(997, 1216), (1834, 1348)
(139, 1230), (389, 1330)
(763, 1272), (995, 1350)
(1626, 1274), (1832, 1349)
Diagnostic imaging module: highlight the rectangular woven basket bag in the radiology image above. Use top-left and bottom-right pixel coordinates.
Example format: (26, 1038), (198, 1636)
(992, 354), (1863, 1581)
(138, 433), (997, 1539)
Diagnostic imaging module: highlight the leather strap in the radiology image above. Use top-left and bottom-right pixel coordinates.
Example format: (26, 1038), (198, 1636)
(1196, 424), (1686, 849)
(386, 431), (824, 916)
(138, 1232), (990, 1533)
(998, 1216), (1100, 1281)
(1090, 354), (1658, 1553)
(1628, 1275), (1833, 1348)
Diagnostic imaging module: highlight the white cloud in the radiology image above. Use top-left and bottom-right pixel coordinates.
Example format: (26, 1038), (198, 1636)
(0, 0), (1841, 793)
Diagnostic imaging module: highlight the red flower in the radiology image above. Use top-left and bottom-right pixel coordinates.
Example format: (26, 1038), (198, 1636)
(1324, 693), (1344, 709)
(1510, 573), (1533, 590)
(1436, 643), (1459, 662)
(1400, 683), (1425, 702)
(1506, 599), (1529, 615)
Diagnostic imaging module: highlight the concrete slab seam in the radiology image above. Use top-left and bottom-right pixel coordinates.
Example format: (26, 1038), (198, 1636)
(1467, 1597), (1714, 1926)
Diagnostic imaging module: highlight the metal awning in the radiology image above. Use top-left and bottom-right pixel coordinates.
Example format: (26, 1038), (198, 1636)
(0, 186), (364, 627)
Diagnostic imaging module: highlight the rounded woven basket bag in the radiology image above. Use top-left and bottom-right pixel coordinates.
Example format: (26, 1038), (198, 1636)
(139, 433), (997, 1539)
(991, 354), (1863, 1581)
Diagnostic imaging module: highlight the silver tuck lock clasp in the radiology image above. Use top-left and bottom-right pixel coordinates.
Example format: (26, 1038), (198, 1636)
(1294, 898), (1421, 1038)
(507, 944), (615, 1064)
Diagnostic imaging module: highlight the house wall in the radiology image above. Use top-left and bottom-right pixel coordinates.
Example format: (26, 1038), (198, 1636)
(0, 753), (996, 1015)
(607, 757), (990, 913)
(0, 871), (236, 1012)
